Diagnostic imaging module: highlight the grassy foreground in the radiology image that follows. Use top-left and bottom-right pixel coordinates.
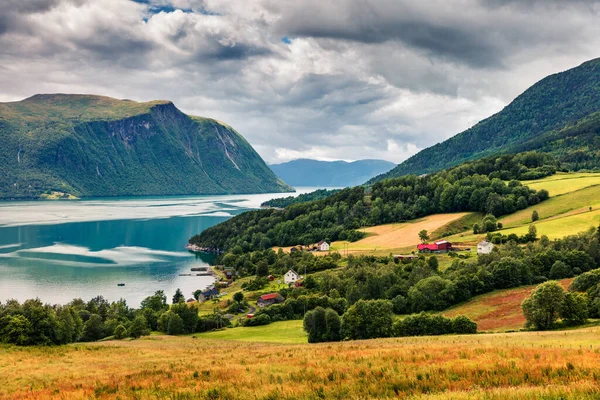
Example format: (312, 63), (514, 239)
(2, 327), (600, 399)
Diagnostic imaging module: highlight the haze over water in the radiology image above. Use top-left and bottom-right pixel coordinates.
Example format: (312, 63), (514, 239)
(0, 189), (317, 306)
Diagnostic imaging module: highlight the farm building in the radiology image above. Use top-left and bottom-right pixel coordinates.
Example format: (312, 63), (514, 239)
(284, 269), (300, 284)
(417, 240), (452, 253)
(197, 288), (219, 302)
(257, 293), (285, 308)
(477, 241), (494, 254)
(316, 240), (330, 251)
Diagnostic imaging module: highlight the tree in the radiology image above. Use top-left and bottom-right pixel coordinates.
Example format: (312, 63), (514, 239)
(128, 315), (149, 338)
(528, 225), (538, 242)
(561, 292), (588, 326)
(341, 300), (393, 340)
(418, 230), (430, 243)
(233, 292), (244, 303)
(427, 256), (439, 271)
(0, 315), (33, 345)
(113, 324), (127, 339)
(159, 312), (185, 335)
(255, 261), (269, 277)
(549, 260), (572, 279)
(82, 314), (105, 342)
(522, 281), (565, 330)
(303, 306), (327, 343)
(408, 276), (455, 312)
(452, 315), (477, 334)
(473, 223), (480, 234)
(481, 214), (498, 233)
(532, 210), (539, 222)
(324, 308), (341, 341)
(172, 288), (185, 304)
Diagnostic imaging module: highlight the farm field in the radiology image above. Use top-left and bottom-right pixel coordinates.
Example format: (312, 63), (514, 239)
(329, 213), (468, 256)
(523, 172), (600, 196)
(442, 279), (573, 331)
(2, 327), (600, 399)
(196, 320), (306, 343)
(447, 173), (600, 244)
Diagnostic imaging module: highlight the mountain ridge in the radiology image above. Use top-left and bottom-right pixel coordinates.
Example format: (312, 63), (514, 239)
(0, 94), (292, 199)
(370, 57), (600, 183)
(270, 158), (395, 187)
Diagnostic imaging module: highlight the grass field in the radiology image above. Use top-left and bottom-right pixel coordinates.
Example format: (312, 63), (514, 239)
(3, 327), (600, 399)
(523, 172), (600, 196)
(196, 320), (306, 343)
(443, 279), (573, 331)
(329, 213), (469, 256)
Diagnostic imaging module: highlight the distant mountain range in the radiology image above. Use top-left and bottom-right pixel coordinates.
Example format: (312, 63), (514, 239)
(269, 159), (396, 187)
(370, 57), (600, 183)
(0, 94), (292, 199)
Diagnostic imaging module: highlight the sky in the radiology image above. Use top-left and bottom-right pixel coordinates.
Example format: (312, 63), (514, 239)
(1, 0), (600, 165)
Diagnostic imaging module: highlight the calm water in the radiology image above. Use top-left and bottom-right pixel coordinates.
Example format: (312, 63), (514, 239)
(0, 189), (317, 306)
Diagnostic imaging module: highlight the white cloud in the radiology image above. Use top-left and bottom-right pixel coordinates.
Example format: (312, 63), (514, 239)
(1, 0), (600, 164)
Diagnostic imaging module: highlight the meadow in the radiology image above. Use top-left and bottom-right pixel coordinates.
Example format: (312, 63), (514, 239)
(2, 326), (600, 399)
(442, 279), (573, 331)
(329, 213), (469, 256)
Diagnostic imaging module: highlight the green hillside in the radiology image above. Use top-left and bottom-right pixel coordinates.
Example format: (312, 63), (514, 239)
(371, 57), (600, 182)
(0, 94), (292, 199)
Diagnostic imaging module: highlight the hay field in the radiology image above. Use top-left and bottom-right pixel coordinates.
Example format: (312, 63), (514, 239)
(2, 326), (600, 399)
(330, 213), (469, 255)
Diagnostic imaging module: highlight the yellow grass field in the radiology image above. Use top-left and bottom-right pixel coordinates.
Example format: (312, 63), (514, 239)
(330, 213), (469, 256)
(523, 172), (600, 196)
(2, 327), (600, 399)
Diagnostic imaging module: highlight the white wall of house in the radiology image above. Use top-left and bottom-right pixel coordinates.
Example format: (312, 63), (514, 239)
(477, 241), (494, 254)
(318, 242), (330, 251)
(284, 269), (299, 284)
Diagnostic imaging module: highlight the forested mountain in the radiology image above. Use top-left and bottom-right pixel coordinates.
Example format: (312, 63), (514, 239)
(371, 58), (600, 183)
(0, 94), (292, 199)
(270, 159), (395, 187)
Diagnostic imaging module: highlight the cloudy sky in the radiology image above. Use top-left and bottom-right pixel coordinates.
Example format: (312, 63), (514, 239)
(2, 0), (600, 164)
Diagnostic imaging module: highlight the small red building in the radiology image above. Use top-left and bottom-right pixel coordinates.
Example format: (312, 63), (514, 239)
(417, 240), (452, 253)
(257, 293), (285, 308)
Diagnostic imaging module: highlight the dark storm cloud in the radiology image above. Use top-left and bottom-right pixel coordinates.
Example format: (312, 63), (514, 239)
(1, 0), (600, 163)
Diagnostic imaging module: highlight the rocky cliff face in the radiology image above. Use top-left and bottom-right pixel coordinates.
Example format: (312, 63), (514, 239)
(0, 94), (292, 199)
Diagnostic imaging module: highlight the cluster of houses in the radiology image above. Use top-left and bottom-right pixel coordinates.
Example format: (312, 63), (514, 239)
(290, 240), (330, 253)
(395, 240), (495, 260)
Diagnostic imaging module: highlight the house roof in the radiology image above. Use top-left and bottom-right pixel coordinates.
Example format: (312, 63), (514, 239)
(317, 240), (328, 245)
(201, 288), (219, 296)
(287, 269), (299, 276)
(435, 240), (450, 245)
(478, 241), (493, 246)
(259, 293), (283, 301)
(417, 243), (439, 250)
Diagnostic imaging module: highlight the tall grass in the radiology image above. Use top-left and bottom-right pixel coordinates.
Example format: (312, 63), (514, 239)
(2, 327), (600, 399)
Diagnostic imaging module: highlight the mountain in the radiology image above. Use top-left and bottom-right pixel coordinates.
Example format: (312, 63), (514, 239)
(0, 94), (292, 199)
(370, 57), (600, 183)
(269, 159), (395, 187)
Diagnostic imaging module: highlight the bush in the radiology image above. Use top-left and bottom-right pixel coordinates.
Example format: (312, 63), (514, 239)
(341, 300), (393, 340)
(244, 314), (271, 327)
(113, 324), (127, 339)
(393, 313), (477, 337)
(303, 307), (341, 343)
(451, 315), (478, 334)
(128, 316), (149, 339)
(561, 292), (588, 326)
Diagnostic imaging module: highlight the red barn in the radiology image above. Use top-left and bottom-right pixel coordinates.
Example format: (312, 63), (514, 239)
(417, 240), (452, 253)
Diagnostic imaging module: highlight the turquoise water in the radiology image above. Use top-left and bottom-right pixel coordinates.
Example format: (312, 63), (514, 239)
(0, 190), (316, 306)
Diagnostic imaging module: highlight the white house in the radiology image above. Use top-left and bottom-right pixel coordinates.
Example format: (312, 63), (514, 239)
(284, 269), (300, 284)
(316, 240), (330, 251)
(477, 241), (494, 255)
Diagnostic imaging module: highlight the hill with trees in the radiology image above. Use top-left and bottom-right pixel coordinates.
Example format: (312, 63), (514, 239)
(0, 94), (292, 199)
(270, 158), (395, 187)
(370, 58), (600, 183)
(190, 152), (551, 252)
